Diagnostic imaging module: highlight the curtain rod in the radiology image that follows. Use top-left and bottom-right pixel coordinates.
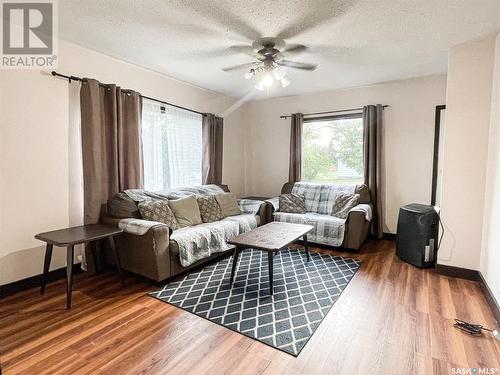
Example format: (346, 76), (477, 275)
(279, 105), (389, 119)
(51, 71), (208, 117)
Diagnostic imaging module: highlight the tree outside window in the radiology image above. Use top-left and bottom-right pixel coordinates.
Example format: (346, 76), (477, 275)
(302, 116), (364, 184)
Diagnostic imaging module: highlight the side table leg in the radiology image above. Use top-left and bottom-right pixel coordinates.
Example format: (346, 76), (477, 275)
(91, 241), (99, 274)
(230, 246), (242, 285)
(41, 243), (53, 295)
(66, 245), (74, 309)
(268, 251), (274, 295)
(304, 234), (310, 262)
(108, 236), (125, 286)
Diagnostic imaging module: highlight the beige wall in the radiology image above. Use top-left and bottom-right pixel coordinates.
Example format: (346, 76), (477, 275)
(439, 36), (496, 270)
(0, 40), (244, 285)
(480, 33), (500, 303)
(242, 75), (448, 234)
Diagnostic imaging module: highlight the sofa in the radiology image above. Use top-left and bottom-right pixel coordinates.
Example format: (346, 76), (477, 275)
(101, 184), (267, 282)
(268, 182), (373, 250)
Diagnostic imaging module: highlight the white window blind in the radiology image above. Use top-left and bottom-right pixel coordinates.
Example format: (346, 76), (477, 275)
(142, 99), (203, 191)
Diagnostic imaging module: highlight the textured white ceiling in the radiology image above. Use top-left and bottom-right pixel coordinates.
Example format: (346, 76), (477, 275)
(60, 0), (500, 99)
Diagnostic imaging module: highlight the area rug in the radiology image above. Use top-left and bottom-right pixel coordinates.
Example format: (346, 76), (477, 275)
(149, 248), (361, 356)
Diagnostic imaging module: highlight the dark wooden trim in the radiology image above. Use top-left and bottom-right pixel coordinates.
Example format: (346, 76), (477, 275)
(383, 232), (397, 241)
(433, 264), (479, 281)
(431, 105), (446, 205)
(478, 272), (500, 325)
(0, 264), (83, 298)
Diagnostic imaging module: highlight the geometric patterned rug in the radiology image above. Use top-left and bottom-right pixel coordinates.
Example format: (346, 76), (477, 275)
(149, 248), (361, 356)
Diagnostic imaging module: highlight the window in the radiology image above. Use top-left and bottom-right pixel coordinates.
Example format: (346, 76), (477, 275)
(302, 114), (364, 184)
(141, 99), (203, 190)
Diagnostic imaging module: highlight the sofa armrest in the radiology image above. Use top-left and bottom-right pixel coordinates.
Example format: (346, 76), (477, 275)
(263, 197), (280, 224)
(101, 215), (172, 282)
(343, 208), (371, 250)
(237, 199), (269, 226)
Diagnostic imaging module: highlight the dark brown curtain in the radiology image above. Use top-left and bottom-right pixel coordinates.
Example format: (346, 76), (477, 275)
(363, 104), (384, 238)
(202, 113), (223, 184)
(289, 113), (303, 183)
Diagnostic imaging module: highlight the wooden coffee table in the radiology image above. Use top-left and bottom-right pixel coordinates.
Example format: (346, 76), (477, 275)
(35, 224), (124, 309)
(228, 222), (314, 295)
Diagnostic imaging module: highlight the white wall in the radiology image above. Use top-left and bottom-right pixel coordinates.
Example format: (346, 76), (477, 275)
(439, 36), (496, 270)
(0, 40), (245, 285)
(242, 75), (448, 234)
(480, 33), (500, 303)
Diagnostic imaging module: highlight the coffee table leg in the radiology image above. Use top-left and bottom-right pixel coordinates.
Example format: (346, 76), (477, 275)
(304, 234), (310, 262)
(41, 243), (53, 295)
(268, 251), (274, 295)
(91, 241), (99, 275)
(108, 236), (125, 286)
(230, 246), (242, 285)
(66, 245), (74, 309)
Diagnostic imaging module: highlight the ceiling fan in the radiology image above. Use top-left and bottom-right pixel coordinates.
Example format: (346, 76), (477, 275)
(221, 37), (318, 90)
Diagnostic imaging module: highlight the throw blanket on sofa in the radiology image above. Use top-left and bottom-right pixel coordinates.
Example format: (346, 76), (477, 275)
(274, 212), (347, 247)
(292, 182), (356, 214)
(124, 185), (225, 202)
(171, 220), (239, 267)
(172, 214), (258, 267)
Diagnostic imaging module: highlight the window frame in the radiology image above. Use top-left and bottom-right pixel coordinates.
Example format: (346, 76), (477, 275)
(301, 112), (364, 184)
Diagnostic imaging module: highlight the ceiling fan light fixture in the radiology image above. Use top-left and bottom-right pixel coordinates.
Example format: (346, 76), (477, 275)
(281, 76), (291, 88)
(254, 81), (265, 91)
(244, 69), (255, 80)
(261, 73), (274, 87)
(273, 67), (286, 80)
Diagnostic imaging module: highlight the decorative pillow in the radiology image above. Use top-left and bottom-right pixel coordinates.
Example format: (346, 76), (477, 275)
(138, 200), (180, 230)
(215, 193), (242, 217)
(331, 193), (360, 219)
(197, 195), (224, 223)
(279, 194), (306, 213)
(168, 195), (203, 227)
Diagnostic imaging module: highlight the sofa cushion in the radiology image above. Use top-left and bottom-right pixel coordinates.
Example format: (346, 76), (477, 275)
(223, 213), (259, 232)
(168, 195), (203, 227)
(138, 200), (180, 230)
(216, 193), (242, 217)
(279, 194), (306, 213)
(108, 192), (141, 218)
(331, 193), (360, 219)
(197, 195), (224, 223)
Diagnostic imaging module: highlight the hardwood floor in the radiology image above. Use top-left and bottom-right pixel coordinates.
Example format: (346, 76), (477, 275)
(1, 240), (499, 375)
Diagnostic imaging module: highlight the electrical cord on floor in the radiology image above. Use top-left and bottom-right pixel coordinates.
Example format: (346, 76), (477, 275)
(454, 319), (500, 340)
(437, 214), (445, 250)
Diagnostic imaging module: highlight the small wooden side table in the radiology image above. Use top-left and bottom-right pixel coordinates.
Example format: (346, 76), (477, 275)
(35, 224), (125, 309)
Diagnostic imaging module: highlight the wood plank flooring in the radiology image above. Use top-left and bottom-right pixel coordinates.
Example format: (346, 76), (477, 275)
(1, 240), (499, 375)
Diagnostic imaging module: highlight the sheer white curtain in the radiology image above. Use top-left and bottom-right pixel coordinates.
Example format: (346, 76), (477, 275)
(142, 99), (203, 191)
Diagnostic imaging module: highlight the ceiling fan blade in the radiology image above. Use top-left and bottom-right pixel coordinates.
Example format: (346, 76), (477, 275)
(277, 60), (318, 71)
(227, 45), (263, 59)
(282, 44), (308, 56)
(222, 62), (259, 72)
(276, 0), (354, 39)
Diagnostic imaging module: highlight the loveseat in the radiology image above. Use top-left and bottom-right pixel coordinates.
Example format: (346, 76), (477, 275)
(268, 182), (373, 250)
(102, 184), (267, 282)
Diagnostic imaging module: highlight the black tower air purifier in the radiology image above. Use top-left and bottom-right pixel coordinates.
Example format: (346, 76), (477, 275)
(396, 204), (440, 268)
